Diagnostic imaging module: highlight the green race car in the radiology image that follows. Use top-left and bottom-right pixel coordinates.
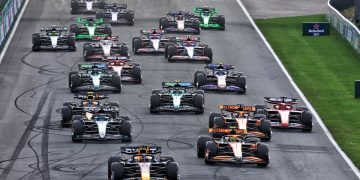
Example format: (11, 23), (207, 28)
(193, 6), (225, 30)
(70, 17), (112, 41)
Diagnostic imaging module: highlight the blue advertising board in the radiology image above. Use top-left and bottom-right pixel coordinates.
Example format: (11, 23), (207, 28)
(302, 22), (330, 36)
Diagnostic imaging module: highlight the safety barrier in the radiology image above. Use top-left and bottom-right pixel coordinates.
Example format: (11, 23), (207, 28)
(328, 0), (360, 54)
(0, 0), (24, 50)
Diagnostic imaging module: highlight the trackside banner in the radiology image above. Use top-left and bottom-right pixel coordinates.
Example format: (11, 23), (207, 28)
(0, 0), (24, 51)
(302, 22), (330, 36)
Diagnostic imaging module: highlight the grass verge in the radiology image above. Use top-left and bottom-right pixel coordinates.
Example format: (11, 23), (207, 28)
(256, 14), (360, 167)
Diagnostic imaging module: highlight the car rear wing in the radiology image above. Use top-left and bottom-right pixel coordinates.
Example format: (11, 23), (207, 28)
(264, 97), (298, 104)
(210, 127), (247, 134)
(141, 29), (165, 35)
(167, 11), (195, 18)
(162, 81), (194, 88)
(193, 7), (218, 14)
(76, 17), (104, 25)
(105, 3), (127, 10)
(219, 104), (256, 112)
(78, 63), (108, 70)
(205, 63), (234, 71)
(40, 26), (67, 32)
(74, 92), (108, 100)
(176, 35), (200, 42)
(121, 146), (161, 155)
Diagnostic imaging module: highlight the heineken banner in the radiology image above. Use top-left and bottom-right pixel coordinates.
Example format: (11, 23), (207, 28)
(303, 22), (331, 36)
(327, 1), (360, 54)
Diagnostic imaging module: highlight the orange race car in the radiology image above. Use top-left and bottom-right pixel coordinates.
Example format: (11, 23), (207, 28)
(208, 104), (272, 141)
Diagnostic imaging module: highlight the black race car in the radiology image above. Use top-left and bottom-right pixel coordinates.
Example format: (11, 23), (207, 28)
(108, 146), (179, 180)
(71, 0), (106, 14)
(72, 113), (131, 142)
(96, 3), (134, 25)
(149, 81), (205, 114)
(32, 25), (76, 51)
(159, 11), (200, 34)
(61, 92), (119, 127)
(69, 64), (122, 93)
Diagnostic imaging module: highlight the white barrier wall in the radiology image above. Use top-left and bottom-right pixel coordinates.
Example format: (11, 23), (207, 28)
(328, 0), (360, 54)
(0, 0), (24, 49)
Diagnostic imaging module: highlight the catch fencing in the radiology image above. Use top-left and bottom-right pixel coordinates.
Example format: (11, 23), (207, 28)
(328, 0), (360, 54)
(0, 0), (24, 51)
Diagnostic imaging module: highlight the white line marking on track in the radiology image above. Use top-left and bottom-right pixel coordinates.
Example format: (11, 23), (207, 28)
(237, 0), (360, 178)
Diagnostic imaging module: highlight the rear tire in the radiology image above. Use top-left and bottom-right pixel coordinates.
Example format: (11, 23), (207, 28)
(194, 94), (204, 114)
(205, 141), (217, 164)
(204, 47), (212, 63)
(150, 94), (161, 113)
(131, 66), (142, 83)
(84, 45), (94, 61)
(32, 34), (41, 51)
(121, 121), (132, 142)
(208, 112), (221, 128)
(167, 45), (177, 62)
(112, 162), (124, 180)
(166, 162), (179, 180)
(159, 17), (169, 30)
(214, 117), (225, 128)
(132, 37), (142, 54)
(301, 111), (313, 132)
(236, 75), (246, 94)
(259, 120), (272, 141)
(61, 106), (72, 127)
(70, 24), (79, 35)
(192, 20), (200, 34)
(108, 157), (121, 180)
(195, 72), (207, 88)
(218, 15), (225, 30)
(111, 75), (122, 93)
(256, 143), (269, 167)
(197, 135), (212, 158)
(72, 120), (83, 142)
(69, 74), (81, 93)
(126, 11), (135, 25)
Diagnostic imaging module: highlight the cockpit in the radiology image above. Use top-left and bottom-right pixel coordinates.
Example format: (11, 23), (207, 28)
(214, 69), (228, 76)
(92, 114), (111, 121)
(221, 136), (241, 143)
(170, 89), (185, 96)
(132, 155), (153, 162)
(81, 100), (99, 107)
(99, 40), (113, 46)
(272, 103), (293, 110)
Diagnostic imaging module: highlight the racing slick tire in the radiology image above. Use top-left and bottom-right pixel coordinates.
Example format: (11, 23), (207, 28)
(84, 45), (94, 61)
(214, 117), (225, 128)
(166, 162), (179, 180)
(204, 47), (213, 63)
(151, 89), (162, 95)
(164, 44), (172, 58)
(131, 66), (142, 84)
(120, 45), (129, 56)
(197, 135), (212, 158)
(70, 24), (79, 35)
(259, 120), (272, 141)
(194, 94), (204, 114)
(132, 37), (142, 54)
(121, 121), (132, 142)
(236, 75), (246, 94)
(167, 45), (177, 62)
(159, 17), (169, 30)
(104, 25), (112, 36)
(108, 156), (121, 179)
(69, 74), (81, 93)
(68, 71), (78, 88)
(61, 106), (72, 127)
(192, 20), (200, 34)
(256, 143), (269, 167)
(205, 141), (217, 164)
(70, 2), (78, 15)
(111, 75), (122, 93)
(208, 112), (221, 128)
(301, 111), (313, 132)
(32, 33), (41, 51)
(72, 120), (83, 142)
(194, 90), (205, 97)
(112, 162), (124, 180)
(67, 35), (76, 51)
(126, 11), (135, 25)
(149, 94), (161, 113)
(195, 72), (207, 88)
(218, 15), (225, 30)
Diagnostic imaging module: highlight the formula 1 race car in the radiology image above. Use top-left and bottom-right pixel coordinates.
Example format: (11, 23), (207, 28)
(193, 6), (225, 30)
(70, 17), (112, 41)
(208, 104), (272, 141)
(255, 97), (313, 132)
(32, 25), (76, 51)
(72, 113), (131, 142)
(108, 146), (179, 180)
(149, 81), (205, 114)
(166, 36), (212, 63)
(61, 92), (119, 127)
(96, 3), (134, 25)
(69, 63), (122, 93)
(71, 0), (106, 14)
(159, 11), (200, 34)
(107, 60), (142, 84)
(197, 134), (269, 167)
(194, 63), (246, 94)
(132, 29), (176, 54)
(83, 38), (129, 61)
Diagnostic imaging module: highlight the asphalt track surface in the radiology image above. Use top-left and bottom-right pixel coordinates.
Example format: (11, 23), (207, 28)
(0, 0), (358, 180)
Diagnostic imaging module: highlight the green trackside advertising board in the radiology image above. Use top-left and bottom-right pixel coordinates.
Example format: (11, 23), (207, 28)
(302, 22), (330, 36)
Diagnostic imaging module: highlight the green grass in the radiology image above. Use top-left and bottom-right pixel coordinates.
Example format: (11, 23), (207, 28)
(256, 14), (360, 167)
